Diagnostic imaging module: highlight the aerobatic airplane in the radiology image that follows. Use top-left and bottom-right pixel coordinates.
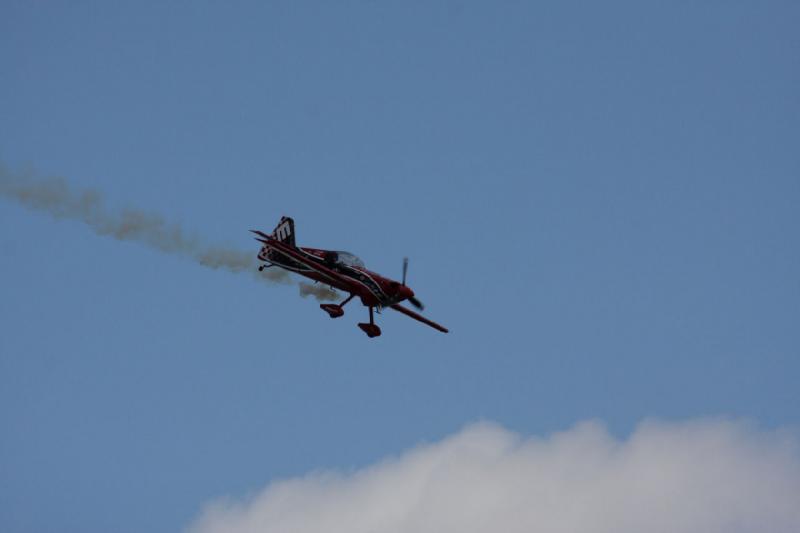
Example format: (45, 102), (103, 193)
(251, 217), (448, 338)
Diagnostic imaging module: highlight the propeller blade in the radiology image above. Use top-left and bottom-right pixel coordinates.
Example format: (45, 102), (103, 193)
(402, 257), (409, 286)
(408, 295), (425, 311)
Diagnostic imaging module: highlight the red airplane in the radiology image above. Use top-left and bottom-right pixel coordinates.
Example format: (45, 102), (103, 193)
(251, 217), (448, 338)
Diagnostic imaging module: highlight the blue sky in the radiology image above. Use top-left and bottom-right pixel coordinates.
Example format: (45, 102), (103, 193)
(1, 2), (798, 532)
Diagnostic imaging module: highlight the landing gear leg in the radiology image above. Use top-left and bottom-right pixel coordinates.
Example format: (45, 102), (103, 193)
(358, 306), (382, 338)
(320, 294), (354, 319)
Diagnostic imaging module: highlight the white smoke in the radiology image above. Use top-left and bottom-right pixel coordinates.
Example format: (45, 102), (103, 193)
(0, 164), (339, 300)
(188, 418), (800, 533)
(298, 281), (340, 301)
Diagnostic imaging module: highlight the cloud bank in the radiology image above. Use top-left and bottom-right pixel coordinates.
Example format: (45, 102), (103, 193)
(189, 418), (800, 533)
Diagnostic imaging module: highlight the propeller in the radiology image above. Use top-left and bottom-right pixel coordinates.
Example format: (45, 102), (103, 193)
(408, 295), (425, 311)
(401, 257), (425, 310)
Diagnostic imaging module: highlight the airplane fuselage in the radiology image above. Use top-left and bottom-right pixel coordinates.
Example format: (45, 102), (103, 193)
(259, 244), (412, 308)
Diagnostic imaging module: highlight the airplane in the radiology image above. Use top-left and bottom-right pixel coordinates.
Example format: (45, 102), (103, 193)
(251, 216), (448, 338)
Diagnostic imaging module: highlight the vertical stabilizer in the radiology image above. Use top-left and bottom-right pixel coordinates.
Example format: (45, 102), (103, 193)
(271, 216), (296, 247)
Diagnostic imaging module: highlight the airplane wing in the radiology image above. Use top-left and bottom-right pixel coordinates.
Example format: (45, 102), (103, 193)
(390, 304), (449, 333)
(250, 230), (359, 291)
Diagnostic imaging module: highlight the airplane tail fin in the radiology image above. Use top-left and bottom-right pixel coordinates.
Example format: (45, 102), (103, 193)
(271, 216), (296, 247)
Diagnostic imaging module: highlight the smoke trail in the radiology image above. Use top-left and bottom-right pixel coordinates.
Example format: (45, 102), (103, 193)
(298, 282), (340, 301)
(0, 164), (339, 301)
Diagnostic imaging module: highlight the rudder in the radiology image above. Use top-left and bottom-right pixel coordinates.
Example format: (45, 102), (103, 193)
(271, 216), (296, 247)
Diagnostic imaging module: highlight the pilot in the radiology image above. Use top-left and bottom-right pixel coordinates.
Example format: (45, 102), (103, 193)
(324, 251), (339, 267)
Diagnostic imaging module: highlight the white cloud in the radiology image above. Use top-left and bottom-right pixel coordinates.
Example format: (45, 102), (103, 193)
(188, 419), (800, 533)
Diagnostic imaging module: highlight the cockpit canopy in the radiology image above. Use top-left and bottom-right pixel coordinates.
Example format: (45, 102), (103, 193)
(335, 251), (365, 268)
